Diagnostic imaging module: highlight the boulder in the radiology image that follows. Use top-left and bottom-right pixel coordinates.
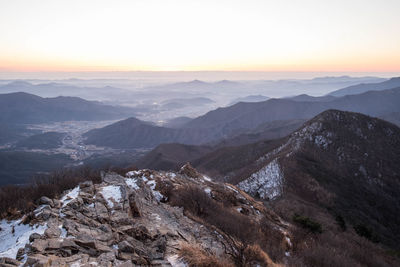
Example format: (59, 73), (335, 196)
(79, 181), (94, 194)
(29, 233), (42, 242)
(31, 239), (48, 253)
(0, 257), (22, 266)
(44, 227), (61, 238)
(103, 173), (125, 184)
(118, 241), (135, 253)
(24, 254), (51, 267)
(38, 196), (54, 207)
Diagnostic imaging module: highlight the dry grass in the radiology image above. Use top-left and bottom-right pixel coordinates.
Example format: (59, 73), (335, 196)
(179, 244), (233, 267)
(243, 244), (282, 267)
(169, 184), (286, 266)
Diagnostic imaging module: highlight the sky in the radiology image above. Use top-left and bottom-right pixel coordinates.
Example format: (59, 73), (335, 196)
(0, 0), (399, 72)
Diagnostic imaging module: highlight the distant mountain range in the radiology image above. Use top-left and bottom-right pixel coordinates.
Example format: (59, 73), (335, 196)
(0, 92), (137, 124)
(286, 94), (336, 102)
(160, 97), (215, 110)
(328, 77), (400, 96)
(84, 85), (400, 149)
(228, 95), (270, 105)
(182, 86), (400, 133)
(0, 81), (133, 101)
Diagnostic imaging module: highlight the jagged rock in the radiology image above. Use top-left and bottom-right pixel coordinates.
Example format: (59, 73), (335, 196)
(29, 233), (42, 242)
(31, 239), (48, 253)
(47, 239), (62, 250)
(75, 237), (96, 250)
(94, 202), (109, 222)
(37, 196), (54, 207)
(128, 193), (141, 217)
(103, 173), (125, 184)
(178, 162), (200, 178)
(97, 251), (116, 262)
(35, 206), (52, 221)
(151, 259), (173, 266)
(79, 181), (94, 195)
(118, 241), (135, 253)
(52, 199), (62, 209)
(0, 257), (21, 266)
(16, 248), (25, 261)
(24, 254), (51, 267)
(44, 227), (61, 238)
(114, 261), (135, 267)
(66, 197), (85, 210)
(129, 224), (152, 241)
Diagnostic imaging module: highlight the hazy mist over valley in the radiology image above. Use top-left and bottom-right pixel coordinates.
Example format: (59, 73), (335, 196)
(1, 0), (400, 266)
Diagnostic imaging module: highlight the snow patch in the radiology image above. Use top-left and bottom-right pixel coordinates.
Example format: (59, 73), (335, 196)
(167, 254), (187, 267)
(146, 180), (165, 202)
(238, 158), (283, 200)
(126, 170), (141, 177)
(314, 135), (331, 149)
(100, 185), (122, 208)
(125, 178), (140, 190)
(0, 219), (47, 259)
(61, 186), (80, 207)
(168, 172), (176, 179)
(204, 188), (211, 196)
(202, 175), (212, 182)
(59, 225), (67, 239)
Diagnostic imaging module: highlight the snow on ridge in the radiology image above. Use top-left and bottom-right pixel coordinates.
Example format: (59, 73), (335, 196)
(100, 185), (122, 208)
(256, 142), (289, 163)
(238, 158), (284, 200)
(257, 121), (332, 164)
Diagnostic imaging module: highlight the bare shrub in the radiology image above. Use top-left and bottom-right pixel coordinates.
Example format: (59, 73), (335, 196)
(243, 244), (277, 267)
(289, 231), (398, 267)
(170, 185), (214, 217)
(0, 166), (101, 219)
(259, 218), (286, 262)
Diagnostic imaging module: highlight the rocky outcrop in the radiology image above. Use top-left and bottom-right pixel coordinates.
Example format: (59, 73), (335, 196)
(0, 168), (289, 266)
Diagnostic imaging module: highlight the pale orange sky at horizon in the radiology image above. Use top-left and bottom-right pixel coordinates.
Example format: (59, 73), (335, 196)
(1, 0), (400, 72)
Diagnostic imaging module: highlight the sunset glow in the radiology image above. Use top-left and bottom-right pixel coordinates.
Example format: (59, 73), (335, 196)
(1, 0), (400, 72)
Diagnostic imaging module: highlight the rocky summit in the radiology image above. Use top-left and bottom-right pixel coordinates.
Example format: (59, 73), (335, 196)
(0, 164), (289, 266)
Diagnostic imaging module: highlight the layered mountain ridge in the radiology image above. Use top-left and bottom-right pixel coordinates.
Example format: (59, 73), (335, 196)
(84, 86), (400, 150)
